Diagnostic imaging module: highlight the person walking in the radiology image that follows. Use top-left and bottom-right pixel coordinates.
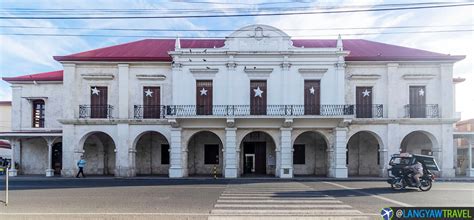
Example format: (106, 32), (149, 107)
(76, 155), (87, 178)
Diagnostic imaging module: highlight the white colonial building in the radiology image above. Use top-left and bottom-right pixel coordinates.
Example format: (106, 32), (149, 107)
(1, 25), (466, 178)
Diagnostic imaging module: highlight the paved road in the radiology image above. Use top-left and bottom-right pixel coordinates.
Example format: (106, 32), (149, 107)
(0, 177), (472, 219)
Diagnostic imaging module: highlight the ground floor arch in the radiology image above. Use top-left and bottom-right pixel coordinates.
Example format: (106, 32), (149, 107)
(187, 131), (223, 176)
(134, 131), (170, 176)
(400, 131), (437, 156)
(239, 131), (277, 176)
(81, 132), (116, 176)
(293, 131), (328, 176)
(347, 131), (381, 176)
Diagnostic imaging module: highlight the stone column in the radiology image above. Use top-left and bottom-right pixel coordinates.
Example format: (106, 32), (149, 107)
(224, 126), (237, 178)
(44, 137), (56, 177)
(116, 123), (133, 177)
(466, 137), (474, 177)
(439, 124), (455, 177)
(279, 127), (293, 178)
(331, 127), (348, 178)
(378, 146), (389, 177)
(8, 138), (19, 176)
(169, 126), (184, 178)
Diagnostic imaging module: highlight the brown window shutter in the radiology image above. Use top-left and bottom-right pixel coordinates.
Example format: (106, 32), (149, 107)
(143, 87), (161, 118)
(304, 80), (320, 115)
(90, 86), (108, 118)
(356, 87), (373, 118)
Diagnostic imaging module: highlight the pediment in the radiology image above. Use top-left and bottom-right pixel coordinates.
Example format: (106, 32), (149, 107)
(224, 24), (294, 51)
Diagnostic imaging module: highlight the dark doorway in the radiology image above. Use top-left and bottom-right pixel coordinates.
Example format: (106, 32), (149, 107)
(304, 80), (320, 115)
(196, 80), (213, 115)
(52, 142), (62, 175)
(243, 142), (266, 174)
(250, 80), (267, 115)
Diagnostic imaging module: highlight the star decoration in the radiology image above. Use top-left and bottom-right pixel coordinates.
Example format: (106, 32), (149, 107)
(309, 87), (315, 95)
(91, 87), (100, 96)
(144, 89), (153, 97)
(362, 89), (371, 97)
(418, 88), (424, 96)
(200, 87), (208, 96)
(254, 86), (264, 98)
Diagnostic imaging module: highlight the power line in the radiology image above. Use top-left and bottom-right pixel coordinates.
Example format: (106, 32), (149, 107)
(1, 29), (472, 38)
(0, 3), (472, 19)
(0, 24), (472, 32)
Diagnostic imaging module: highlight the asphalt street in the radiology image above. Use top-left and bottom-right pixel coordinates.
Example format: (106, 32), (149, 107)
(0, 177), (472, 220)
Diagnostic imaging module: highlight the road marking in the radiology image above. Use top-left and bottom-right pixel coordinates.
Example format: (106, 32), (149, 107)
(210, 182), (368, 218)
(214, 204), (353, 208)
(323, 181), (413, 207)
(0, 213), (209, 216)
(217, 199), (343, 203)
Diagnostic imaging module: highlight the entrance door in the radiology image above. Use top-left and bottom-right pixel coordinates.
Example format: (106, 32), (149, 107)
(52, 142), (62, 175)
(409, 86), (426, 118)
(90, 86), (108, 118)
(356, 87), (373, 118)
(143, 86), (161, 118)
(243, 142), (266, 174)
(196, 80), (213, 115)
(304, 80), (320, 115)
(250, 81), (267, 115)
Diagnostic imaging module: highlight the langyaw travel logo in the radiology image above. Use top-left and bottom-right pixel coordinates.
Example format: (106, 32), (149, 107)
(381, 207), (473, 219)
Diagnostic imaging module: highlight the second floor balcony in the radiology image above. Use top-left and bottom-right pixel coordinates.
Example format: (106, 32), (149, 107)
(79, 105), (114, 119)
(404, 104), (440, 118)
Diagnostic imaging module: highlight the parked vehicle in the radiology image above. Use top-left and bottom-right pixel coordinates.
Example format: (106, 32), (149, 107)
(387, 153), (439, 191)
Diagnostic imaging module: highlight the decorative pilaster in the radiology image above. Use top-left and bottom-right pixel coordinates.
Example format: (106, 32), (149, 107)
(118, 64), (130, 119)
(116, 123), (133, 177)
(63, 63), (76, 119)
(386, 63), (399, 118)
(224, 126), (238, 178)
(439, 124), (455, 177)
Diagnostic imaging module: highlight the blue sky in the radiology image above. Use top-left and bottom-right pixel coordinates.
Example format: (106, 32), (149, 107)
(0, 0), (473, 119)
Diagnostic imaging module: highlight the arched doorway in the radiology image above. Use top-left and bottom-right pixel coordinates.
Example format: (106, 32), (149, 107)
(52, 142), (62, 175)
(240, 131), (276, 176)
(82, 132), (116, 176)
(293, 131), (328, 176)
(347, 131), (381, 176)
(400, 131), (435, 156)
(187, 131), (223, 176)
(134, 131), (170, 176)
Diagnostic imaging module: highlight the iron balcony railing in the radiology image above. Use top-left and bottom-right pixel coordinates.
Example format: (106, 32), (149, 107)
(404, 104), (440, 118)
(354, 104), (384, 118)
(165, 105), (354, 117)
(134, 105), (166, 119)
(79, 105), (114, 119)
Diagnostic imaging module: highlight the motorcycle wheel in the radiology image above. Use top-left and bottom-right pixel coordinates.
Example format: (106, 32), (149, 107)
(391, 183), (403, 190)
(419, 180), (432, 191)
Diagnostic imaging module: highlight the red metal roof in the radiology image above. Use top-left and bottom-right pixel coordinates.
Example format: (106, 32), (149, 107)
(53, 38), (464, 62)
(0, 140), (10, 149)
(3, 70), (63, 82)
(4, 39), (465, 83)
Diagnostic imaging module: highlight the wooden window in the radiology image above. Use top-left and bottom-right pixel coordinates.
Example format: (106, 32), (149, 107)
(409, 86), (426, 118)
(32, 100), (45, 128)
(161, 144), (170, 165)
(90, 86), (108, 118)
(143, 86), (161, 118)
(196, 80), (213, 115)
(356, 86), (373, 118)
(304, 80), (320, 115)
(293, 144), (305, 164)
(250, 80), (267, 115)
(204, 144), (219, 164)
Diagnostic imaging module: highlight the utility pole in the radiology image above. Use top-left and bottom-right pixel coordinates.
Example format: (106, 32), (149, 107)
(5, 167), (8, 206)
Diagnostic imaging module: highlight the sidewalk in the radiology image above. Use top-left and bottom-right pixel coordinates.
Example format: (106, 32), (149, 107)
(4, 175), (474, 182)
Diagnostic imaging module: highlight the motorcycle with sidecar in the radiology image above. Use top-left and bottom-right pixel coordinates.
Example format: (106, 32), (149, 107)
(387, 153), (439, 191)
